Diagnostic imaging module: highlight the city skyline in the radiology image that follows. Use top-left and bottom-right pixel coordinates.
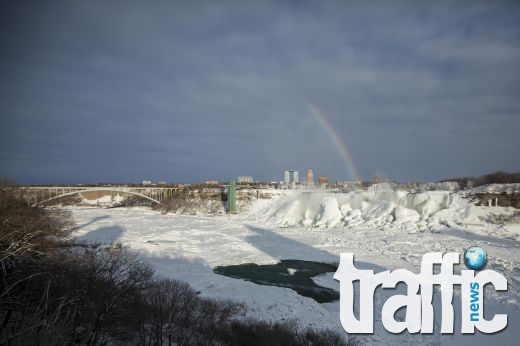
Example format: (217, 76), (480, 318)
(1, 1), (519, 184)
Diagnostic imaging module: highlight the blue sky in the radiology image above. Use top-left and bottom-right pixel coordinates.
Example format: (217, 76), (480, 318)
(1, 0), (519, 184)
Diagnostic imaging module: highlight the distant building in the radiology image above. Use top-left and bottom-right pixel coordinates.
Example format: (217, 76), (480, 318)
(157, 180), (167, 186)
(284, 170), (299, 184)
(142, 180), (152, 186)
(372, 176), (387, 184)
(237, 176), (253, 184)
(307, 169), (314, 186)
(336, 180), (361, 188)
(319, 176), (330, 186)
(205, 179), (220, 185)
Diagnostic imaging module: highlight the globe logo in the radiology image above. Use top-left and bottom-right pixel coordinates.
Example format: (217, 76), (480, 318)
(464, 246), (487, 270)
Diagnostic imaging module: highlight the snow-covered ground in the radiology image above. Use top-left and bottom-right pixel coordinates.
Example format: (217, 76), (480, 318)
(468, 183), (520, 194)
(68, 187), (520, 345)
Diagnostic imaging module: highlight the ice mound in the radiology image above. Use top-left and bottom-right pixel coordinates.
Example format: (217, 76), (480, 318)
(267, 190), (465, 231)
(315, 197), (342, 228)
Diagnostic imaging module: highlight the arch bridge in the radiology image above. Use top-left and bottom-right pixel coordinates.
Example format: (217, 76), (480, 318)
(19, 186), (180, 206)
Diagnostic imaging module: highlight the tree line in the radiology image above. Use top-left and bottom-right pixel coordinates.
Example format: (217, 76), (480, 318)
(439, 171), (520, 189)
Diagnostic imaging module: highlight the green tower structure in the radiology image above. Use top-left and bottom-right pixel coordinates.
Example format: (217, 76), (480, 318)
(227, 180), (237, 213)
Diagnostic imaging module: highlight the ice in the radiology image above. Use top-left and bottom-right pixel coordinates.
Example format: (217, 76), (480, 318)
(315, 197), (342, 228)
(262, 190), (470, 230)
(394, 205), (421, 223)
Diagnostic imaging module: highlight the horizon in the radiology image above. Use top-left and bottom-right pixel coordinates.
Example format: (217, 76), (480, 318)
(6, 169), (519, 187)
(1, 1), (519, 184)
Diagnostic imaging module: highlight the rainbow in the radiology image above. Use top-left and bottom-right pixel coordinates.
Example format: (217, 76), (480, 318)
(305, 103), (361, 181)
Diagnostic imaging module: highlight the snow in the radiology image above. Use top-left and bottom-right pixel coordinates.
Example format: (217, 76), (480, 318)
(67, 188), (520, 345)
(261, 190), (467, 233)
(468, 184), (520, 194)
(80, 193), (125, 206)
(315, 197), (342, 228)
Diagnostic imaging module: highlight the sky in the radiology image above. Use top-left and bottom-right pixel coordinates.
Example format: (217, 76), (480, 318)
(1, 0), (519, 184)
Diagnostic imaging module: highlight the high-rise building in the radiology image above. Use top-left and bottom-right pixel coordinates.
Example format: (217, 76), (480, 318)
(319, 176), (330, 186)
(284, 170), (299, 184)
(307, 169), (314, 186)
(237, 176), (253, 184)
